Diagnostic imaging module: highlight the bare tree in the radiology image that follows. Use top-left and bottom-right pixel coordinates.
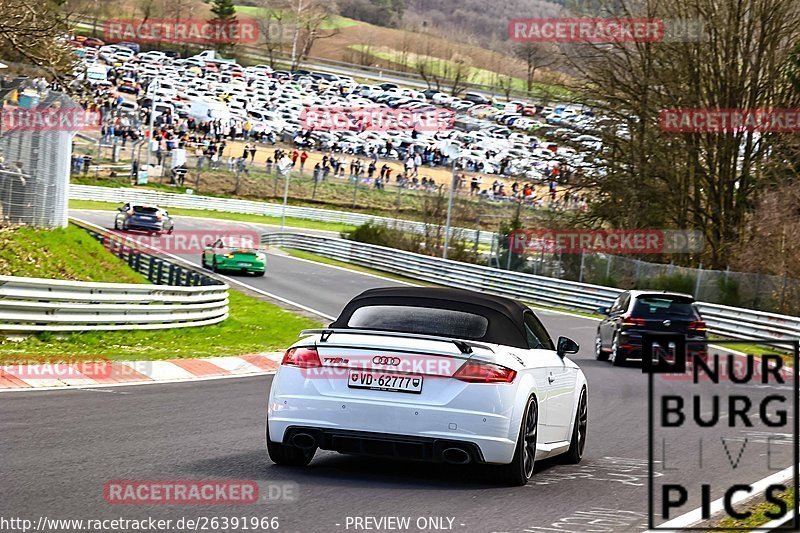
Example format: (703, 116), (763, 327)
(256, 0), (289, 67)
(442, 52), (472, 97)
(566, 0), (800, 268)
(514, 42), (556, 93)
(284, 0), (339, 70)
(0, 0), (74, 80)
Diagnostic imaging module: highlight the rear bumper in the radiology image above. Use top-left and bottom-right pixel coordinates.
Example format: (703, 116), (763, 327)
(281, 426), (486, 464)
(268, 367), (519, 464)
(126, 222), (165, 232)
(618, 331), (707, 360)
(216, 259), (265, 273)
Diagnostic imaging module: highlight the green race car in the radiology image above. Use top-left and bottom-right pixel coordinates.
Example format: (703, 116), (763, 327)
(202, 238), (267, 276)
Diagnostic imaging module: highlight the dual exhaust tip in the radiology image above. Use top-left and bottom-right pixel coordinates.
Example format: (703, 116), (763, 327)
(291, 433), (317, 450)
(290, 433), (472, 464)
(441, 447), (471, 464)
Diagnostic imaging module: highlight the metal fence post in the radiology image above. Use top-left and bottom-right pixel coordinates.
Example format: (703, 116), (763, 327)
(694, 263), (703, 298)
(780, 272), (788, 311)
(579, 250), (585, 283)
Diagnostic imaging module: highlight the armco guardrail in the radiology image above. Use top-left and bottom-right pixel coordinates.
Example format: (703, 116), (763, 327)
(263, 232), (619, 313)
(69, 184), (494, 245)
(0, 276), (229, 332)
(262, 232), (800, 345)
(0, 222), (229, 334)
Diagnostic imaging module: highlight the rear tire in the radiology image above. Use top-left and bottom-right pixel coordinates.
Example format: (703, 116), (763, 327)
(611, 333), (626, 366)
(560, 387), (587, 464)
(255, 271), (266, 277)
(266, 422), (316, 467)
(594, 334), (609, 361)
(497, 395), (538, 486)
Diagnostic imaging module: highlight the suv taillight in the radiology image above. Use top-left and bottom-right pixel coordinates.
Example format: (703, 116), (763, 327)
(454, 361), (516, 383)
(689, 320), (708, 332)
(281, 347), (321, 368)
(621, 316), (647, 327)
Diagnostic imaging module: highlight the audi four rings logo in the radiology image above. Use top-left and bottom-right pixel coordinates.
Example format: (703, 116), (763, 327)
(373, 356), (401, 366)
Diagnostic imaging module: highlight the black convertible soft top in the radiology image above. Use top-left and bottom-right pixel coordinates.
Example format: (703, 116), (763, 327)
(330, 287), (534, 349)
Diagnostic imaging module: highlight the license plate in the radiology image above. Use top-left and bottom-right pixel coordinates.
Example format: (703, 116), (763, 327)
(348, 372), (423, 394)
(237, 262), (251, 266)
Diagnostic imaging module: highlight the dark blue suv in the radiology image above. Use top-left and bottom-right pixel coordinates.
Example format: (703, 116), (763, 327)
(114, 203), (174, 234)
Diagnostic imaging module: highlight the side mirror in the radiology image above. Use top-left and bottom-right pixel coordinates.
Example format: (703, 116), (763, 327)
(596, 307), (609, 316)
(556, 336), (579, 358)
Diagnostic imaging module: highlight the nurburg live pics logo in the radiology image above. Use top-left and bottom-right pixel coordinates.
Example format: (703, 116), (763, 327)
(644, 336), (799, 530)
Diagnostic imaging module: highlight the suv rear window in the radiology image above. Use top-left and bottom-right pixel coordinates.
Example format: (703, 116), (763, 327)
(347, 305), (489, 340)
(632, 296), (696, 318)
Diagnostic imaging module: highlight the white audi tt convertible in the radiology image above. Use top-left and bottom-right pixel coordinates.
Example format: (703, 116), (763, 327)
(266, 287), (588, 485)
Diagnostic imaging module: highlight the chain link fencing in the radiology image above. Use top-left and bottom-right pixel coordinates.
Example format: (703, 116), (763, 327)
(0, 78), (77, 228)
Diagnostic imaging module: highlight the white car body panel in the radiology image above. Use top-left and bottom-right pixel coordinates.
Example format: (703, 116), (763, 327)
(268, 331), (586, 464)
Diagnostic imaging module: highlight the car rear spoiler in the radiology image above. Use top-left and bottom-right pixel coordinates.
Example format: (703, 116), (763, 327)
(298, 328), (494, 355)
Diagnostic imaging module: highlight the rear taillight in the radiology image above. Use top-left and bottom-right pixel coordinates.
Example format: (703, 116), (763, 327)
(689, 320), (708, 332)
(454, 361), (516, 383)
(281, 347), (321, 368)
(622, 316), (646, 327)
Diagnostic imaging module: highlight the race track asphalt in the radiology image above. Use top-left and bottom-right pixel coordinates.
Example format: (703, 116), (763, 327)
(0, 211), (793, 533)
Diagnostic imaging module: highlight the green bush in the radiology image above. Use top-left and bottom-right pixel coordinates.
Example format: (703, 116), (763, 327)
(343, 221), (421, 252)
(717, 276), (741, 306)
(635, 273), (695, 294)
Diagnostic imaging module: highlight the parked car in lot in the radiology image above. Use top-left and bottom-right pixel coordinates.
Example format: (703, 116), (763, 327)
(594, 290), (708, 366)
(201, 238), (266, 276)
(267, 287), (588, 486)
(463, 91), (491, 105)
(114, 203), (174, 234)
(82, 37), (105, 48)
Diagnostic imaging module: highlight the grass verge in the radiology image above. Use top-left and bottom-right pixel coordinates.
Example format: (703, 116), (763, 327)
(708, 336), (795, 366)
(281, 247), (430, 286)
(0, 291), (321, 361)
(714, 488), (795, 531)
(0, 225), (146, 283)
(69, 199), (357, 233)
